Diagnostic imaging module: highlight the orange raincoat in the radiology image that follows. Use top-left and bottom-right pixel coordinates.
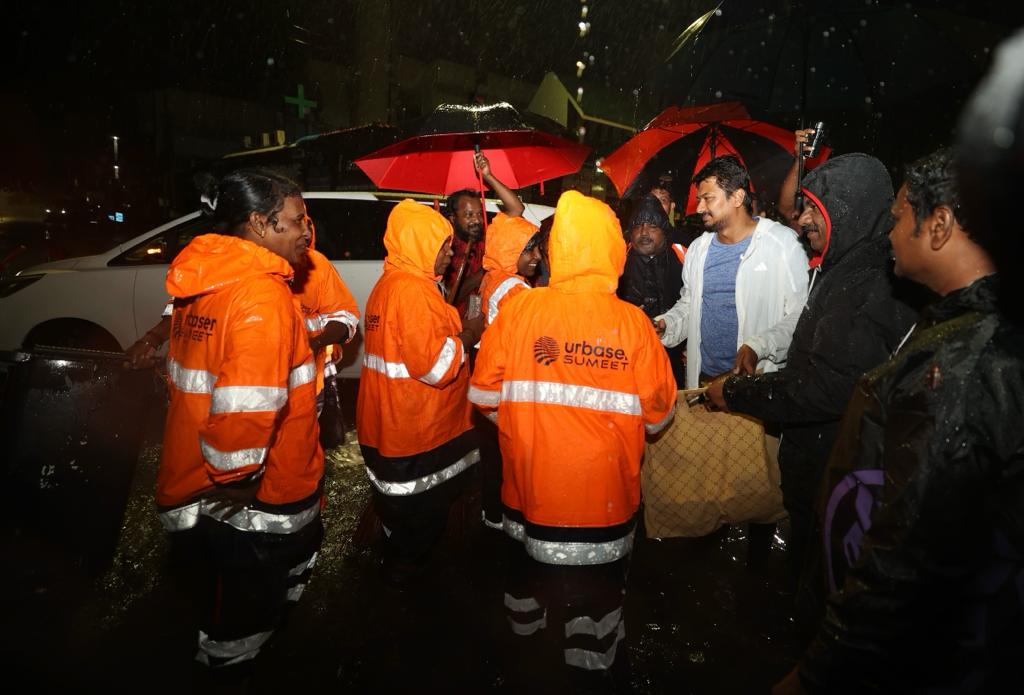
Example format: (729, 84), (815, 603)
(356, 200), (473, 458)
(157, 234), (323, 533)
(292, 248), (360, 393)
(479, 212), (537, 326)
(470, 191), (677, 565)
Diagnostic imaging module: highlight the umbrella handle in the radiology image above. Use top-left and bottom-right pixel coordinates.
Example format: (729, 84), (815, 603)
(475, 144), (489, 234)
(794, 154), (806, 213)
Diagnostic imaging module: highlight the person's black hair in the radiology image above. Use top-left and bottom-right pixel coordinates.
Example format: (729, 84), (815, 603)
(904, 148), (964, 232)
(194, 169), (302, 236)
(445, 189), (479, 217)
(692, 155), (753, 215)
(627, 195), (671, 237)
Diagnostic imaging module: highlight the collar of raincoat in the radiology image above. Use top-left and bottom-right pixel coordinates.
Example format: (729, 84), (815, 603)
(383, 199), (454, 281)
(166, 233), (294, 299)
(547, 190), (626, 294)
(482, 212), (539, 274)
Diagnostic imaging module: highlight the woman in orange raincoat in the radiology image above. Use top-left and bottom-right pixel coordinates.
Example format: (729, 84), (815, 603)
(356, 199), (484, 585)
(159, 169), (322, 671)
(470, 191), (676, 679)
(477, 212), (542, 528)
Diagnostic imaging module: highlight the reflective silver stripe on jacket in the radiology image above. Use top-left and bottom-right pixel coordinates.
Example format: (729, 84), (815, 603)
(502, 515), (634, 565)
(305, 316), (322, 333)
(564, 621), (625, 670)
(644, 405), (675, 435)
(365, 448), (480, 496)
(162, 301), (173, 317)
(167, 358), (215, 394)
(363, 353), (411, 379)
(322, 310), (360, 339)
(158, 497), (320, 534)
(501, 380), (642, 417)
(200, 439), (268, 471)
(525, 532), (634, 566)
(488, 276), (528, 324)
(196, 629), (273, 666)
(289, 361), (317, 389)
(420, 337), (460, 385)
(467, 385), (501, 407)
(210, 385), (286, 414)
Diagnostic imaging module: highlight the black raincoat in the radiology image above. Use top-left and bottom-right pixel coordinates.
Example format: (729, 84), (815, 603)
(723, 154), (917, 575)
(798, 275), (1024, 693)
(618, 196), (685, 385)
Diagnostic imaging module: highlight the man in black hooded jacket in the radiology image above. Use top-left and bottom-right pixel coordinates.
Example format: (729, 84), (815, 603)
(707, 152), (917, 582)
(773, 127), (1024, 694)
(617, 195), (686, 385)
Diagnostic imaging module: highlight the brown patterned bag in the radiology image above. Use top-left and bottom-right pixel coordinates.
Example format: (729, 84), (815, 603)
(642, 392), (784, 538)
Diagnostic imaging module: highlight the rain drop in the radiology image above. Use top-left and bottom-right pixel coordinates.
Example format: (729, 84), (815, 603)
(865, 96), (873, 104)
(267, 57), (275, 66)
(993, 126), (1015, 149)
(715, 8), (722, 16)
(715, 90), (722, 98)
(822, 30), (830, 38)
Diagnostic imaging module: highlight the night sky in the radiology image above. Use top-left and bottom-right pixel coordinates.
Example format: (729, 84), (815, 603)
(2, 0), (1021, 204)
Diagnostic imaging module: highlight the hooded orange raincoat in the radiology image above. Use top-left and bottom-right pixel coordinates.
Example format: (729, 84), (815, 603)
(356, 200), (473, 459)
(292, 247), (360, 393)
(157, 234), (323, 534)
(479, 213), (537, 326)
(469, 191), (677, 565)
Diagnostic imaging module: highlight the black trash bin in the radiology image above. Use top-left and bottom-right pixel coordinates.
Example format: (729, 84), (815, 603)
(0, 346), (158, 577)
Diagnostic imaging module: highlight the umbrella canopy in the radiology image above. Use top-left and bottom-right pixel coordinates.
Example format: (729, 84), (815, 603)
(601, 102), (828, 214)
(662, 1), (1004, 118)
(354, 103), (590, 195)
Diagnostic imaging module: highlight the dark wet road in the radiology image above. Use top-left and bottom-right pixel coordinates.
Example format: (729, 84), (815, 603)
(1, 380), (800, 693)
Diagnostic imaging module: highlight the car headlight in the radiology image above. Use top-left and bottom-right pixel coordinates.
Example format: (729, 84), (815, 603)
(0, 275), (43, 298)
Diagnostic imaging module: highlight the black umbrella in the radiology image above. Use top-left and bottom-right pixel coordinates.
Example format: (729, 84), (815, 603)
(662, 0), (1005, 120)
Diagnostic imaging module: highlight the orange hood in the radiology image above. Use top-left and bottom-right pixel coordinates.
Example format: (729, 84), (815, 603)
(166, 233), (294, 299)
(482, 213), (538, 273)
(383, 199), (454, 281)
(547, 190), (625, 294)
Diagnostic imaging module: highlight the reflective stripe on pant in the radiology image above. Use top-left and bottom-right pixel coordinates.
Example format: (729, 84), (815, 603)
(503, 538), (630, 676)
(188, 514), (323, 668)
(361, 428), (479, 566)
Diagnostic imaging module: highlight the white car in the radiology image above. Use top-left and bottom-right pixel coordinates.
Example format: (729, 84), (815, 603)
(0, 192), (554, 378)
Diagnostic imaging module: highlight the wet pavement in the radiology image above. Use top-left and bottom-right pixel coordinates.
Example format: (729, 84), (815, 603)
(1, 379), (801, 693)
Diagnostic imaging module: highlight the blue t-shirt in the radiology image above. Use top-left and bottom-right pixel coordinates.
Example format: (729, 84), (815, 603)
(700, 233), (752, 377)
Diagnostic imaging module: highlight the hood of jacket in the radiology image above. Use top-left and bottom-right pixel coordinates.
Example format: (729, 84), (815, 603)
(802, 153), (894, 271)
(482, 212), (538, 273)
(166, 233), (294, 299)
(548, 191), (626, 294)
(383, 199), (454, 281)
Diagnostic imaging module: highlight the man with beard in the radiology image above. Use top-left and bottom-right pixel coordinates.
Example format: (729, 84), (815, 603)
(706, 151), (917, 586)
(772, 63), (1024, 690)
(655, 155), (808, 389)
(443, 152), (526, 317)
(617, 195), (686, 386)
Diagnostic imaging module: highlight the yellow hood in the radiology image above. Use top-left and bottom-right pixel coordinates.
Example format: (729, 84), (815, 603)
(383, 199), (454, 281)
(548, 190), (625, 294)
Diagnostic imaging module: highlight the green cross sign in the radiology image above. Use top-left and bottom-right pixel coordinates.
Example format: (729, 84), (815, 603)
(284, 84), (317, 118)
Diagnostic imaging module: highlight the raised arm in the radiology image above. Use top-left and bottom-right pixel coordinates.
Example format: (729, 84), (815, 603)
(475, 151), (525, 218)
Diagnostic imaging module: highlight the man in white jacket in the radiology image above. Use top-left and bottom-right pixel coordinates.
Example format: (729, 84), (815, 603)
(656, 155), (808, 389)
